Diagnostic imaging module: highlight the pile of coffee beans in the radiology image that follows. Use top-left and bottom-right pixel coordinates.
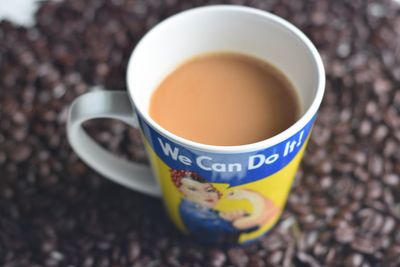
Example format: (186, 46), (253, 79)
(1, 0), (399, 266)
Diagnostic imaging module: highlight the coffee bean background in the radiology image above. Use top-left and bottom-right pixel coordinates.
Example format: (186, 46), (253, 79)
(1, 0), (399, 266)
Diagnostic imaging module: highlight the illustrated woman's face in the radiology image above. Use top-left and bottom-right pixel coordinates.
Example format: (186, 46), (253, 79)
(180, 177), (220, 208)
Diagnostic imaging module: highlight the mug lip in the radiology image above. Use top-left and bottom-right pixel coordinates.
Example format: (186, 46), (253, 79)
(127, 5), (325, 154)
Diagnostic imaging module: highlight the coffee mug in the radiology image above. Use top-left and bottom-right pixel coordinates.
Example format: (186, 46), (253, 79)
(67, 5), (325, 245)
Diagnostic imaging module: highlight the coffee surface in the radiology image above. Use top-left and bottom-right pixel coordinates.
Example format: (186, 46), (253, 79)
(149, 52), (300, 146)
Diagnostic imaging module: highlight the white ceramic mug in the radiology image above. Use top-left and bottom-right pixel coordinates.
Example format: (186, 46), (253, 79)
(67, 5), (325, 245)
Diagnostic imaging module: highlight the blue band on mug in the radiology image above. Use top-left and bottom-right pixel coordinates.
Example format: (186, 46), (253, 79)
(139, 116), (315, 186)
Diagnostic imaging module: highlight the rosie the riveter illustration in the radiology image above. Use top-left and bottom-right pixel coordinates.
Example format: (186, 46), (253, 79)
(170, 169), (279, 245)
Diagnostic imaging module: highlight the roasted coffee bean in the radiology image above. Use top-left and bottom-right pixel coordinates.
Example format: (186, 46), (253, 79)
(344, 253), (364, 267)
(209, 249), (226, 267)
(351, 235), (377, 254)
(296, 252), (321, 267)
(227, 248), (248, 267)
(381, 216), (396, 235)
(335, 225), (356, 243)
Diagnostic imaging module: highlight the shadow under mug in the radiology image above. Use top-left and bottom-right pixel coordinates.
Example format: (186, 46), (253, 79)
(67, 5), (325, 246)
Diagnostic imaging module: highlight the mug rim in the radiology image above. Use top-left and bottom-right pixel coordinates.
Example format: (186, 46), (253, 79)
(127, 5), (325, 153)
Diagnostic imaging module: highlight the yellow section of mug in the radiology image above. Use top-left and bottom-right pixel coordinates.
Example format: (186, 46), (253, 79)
(143, 138), (187, 232)
(144, 138), (308, 244)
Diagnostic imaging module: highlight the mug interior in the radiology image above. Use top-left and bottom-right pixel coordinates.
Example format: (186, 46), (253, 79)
(127, 5), (325, 152)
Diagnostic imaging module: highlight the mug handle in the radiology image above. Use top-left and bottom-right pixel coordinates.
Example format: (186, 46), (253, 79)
(67, 90), (161, 197)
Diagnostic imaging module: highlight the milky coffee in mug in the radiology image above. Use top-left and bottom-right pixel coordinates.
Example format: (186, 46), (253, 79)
(149, 52), (300, 146)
